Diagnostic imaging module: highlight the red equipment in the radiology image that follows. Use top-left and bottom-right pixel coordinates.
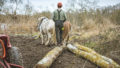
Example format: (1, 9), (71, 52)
(0, 34), (23, 68)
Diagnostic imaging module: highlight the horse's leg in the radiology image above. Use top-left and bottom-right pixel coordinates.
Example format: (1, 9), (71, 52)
(52, 28), (56, 45)
(48, 32), (52, 45)
(40, 33), (44, 44)
(66, 35), (69, 44)
(45, 32), (51, 46)
(63, 33), (69, 45)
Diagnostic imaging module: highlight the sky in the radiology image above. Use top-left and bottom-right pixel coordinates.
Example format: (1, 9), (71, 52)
(27, 0), (120, 12)
(98, 0), (120, 7)
(29, 0), (67, 12)
(5, 0), (119, 14)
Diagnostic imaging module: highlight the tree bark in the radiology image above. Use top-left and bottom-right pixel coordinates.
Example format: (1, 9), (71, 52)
(34, 45), (66, 68)
(67, 44), (120, 68)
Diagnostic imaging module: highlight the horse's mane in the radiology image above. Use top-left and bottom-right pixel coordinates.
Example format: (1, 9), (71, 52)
(38, 17), (46, 26)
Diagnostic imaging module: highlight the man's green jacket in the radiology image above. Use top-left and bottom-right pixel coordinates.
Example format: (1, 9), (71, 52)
(53, 9), (67, 22)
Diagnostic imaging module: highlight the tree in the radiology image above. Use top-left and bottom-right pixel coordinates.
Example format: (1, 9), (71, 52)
(10, 0), (23, 15)
(0, 0), (6, 11)
(67, 0), (98, 12)
(24, 0), (33, 15)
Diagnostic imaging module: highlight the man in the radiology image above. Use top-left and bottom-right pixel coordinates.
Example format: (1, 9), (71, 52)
(53, 2), (67, 45)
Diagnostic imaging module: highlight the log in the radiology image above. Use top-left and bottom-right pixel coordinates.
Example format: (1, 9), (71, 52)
(101, 56), (120, 68)
(74, 43), (97, 54)
(34, 45), (66, 68)
(74, 43), (120, 68)
(67, 44), (120, 68)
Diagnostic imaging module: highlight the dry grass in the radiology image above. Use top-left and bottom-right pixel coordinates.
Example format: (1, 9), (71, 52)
(0, 18), (116, 39)
(0, 20), (37, 35)
(0, 9), (119, 37)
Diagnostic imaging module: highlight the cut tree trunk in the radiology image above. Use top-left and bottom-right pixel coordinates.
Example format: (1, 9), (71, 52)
(74, 43), (120, 68)
(67, 44), (120, 68)
(34, 45), (66, 68)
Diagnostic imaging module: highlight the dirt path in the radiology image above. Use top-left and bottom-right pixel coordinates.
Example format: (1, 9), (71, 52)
(9, 27), (120, 68)
(10, 36), (97, 68)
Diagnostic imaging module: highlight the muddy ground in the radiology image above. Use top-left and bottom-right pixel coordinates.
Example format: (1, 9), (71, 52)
(10, 34), (120, 68)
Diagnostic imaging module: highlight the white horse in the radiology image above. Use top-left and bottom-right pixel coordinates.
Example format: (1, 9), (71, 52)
(37, 17), (56, 46)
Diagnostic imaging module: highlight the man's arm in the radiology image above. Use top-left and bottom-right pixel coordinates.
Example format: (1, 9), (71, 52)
(63, 12), (67, 22)
(52, 11), (55, 22)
